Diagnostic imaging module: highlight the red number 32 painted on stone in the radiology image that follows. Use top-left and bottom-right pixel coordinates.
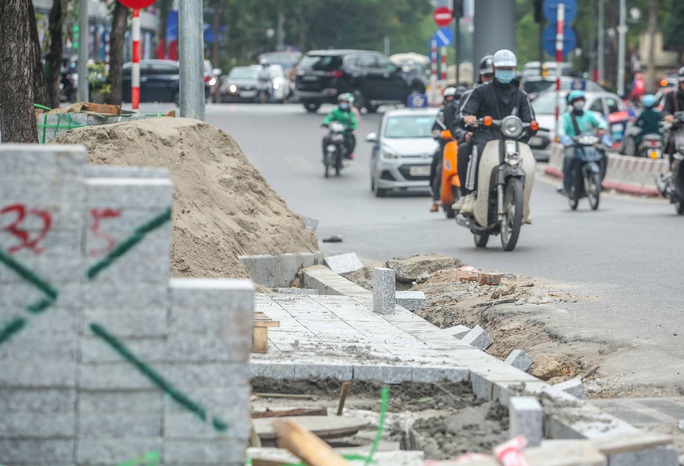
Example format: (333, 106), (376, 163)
(1, 204), (52, 254)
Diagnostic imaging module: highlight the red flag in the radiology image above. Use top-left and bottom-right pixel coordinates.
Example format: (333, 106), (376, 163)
(168, 40), (178, 61)
(155, 38), (165, 59)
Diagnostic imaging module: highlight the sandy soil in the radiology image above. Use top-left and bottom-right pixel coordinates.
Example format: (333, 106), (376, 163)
(52, 117), (318, 278)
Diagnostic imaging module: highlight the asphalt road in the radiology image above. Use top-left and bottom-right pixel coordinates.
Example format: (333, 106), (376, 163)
(142, 102), (684, 390)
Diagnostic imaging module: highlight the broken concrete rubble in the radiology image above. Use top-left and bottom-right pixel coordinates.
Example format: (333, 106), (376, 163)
(325, 253), (364, 274)
(385, 254), (463, 283)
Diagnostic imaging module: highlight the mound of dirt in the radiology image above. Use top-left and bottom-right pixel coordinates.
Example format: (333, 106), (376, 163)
(52, 117), (318, 278)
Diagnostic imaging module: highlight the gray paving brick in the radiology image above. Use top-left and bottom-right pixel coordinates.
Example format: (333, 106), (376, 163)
(0, 332), (77, 360)
(0, 412), (75, 438)
(82, 282), (169, 311)
(82, 309), (168, 337)
(0, 144), (86, 177)
(159, 362), (250, 387)
(293, 363), (353, 380)
(79, 391), (161, 416)
(0, 439), (75, 463)
(461, 325), (493, 350)
(250, 361), (296, 379)
(81, 337), (167, 363)
(395, 290), (426, 312)
(275, 287), (320, 295)
(165, 334), (251, 363)
(85, 178), (173, 210)
(78, 363), (157, 390)
(168, 308), (253, 337)
(76, 438), (162, 465)
(353, 364), (413, 383)
(509, 396), (543, 447)
(78, 412), (162, 438)
(0, 282), (79, 310)
(505, 349), (534, 372)
(170, 278), (255, 312)
(411, 365), (469, 383)
(0, 388), (75, 412)
(164, 439), (246, 464)
(550, 378), (585, 399)
(444, 324), (471, 340)
(372, 268), (396, 316)
(0, 255), (81, 284)
(608, 446), (678, 466)
(0, 360), (75, 388)
(325, 253), (363, 274)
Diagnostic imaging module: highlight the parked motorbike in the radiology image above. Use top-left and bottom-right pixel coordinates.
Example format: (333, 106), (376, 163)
(656, 112), (684, 214)
(60, 71), (76, 103)
(638, 134), (664, 159)
(456, 116), (547, 251)
(567, 134), (606, 211)
(322, 121), (349, 178)
(430, 127), (461, 218)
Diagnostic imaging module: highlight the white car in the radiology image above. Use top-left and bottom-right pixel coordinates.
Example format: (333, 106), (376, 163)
(268, 64), (289, 103)
(365, 108), (439, 197)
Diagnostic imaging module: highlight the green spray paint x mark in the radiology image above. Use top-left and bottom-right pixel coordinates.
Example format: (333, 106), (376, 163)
(90, 324), (228, 432)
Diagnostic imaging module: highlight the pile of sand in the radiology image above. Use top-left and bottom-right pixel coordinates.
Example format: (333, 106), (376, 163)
(52, 117), (318, 278)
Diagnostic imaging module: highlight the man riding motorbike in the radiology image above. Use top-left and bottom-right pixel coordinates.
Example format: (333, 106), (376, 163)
(450, 55), (495, 211)
(322, 94), (358, 160)
(430, 86), (461, 212)
(557, 90), (608, 195)
(657, 67), (684, 194)
(458, 49), (536, 218)
(633, 94), (661, 149)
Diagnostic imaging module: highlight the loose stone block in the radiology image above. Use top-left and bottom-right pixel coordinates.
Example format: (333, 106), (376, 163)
(505, 349), (534, 372)
(373, 267), (396, 316)
(444, 324), (471, 340)
(509, 396), (543, 447)
(395, 290), (426, 312)
(353, 364), (413, 384)
(325, 253), (364, 274)
(250, 361), (296, 379)
(85, 178), (174, 210)
(411, 365), (469, 383)
(608, 446), (678, 466)
(293, 363), (354, 380)
(461, 325), (493, 350)
(551, 378), (585, 399)
(170, 278), (255, 312)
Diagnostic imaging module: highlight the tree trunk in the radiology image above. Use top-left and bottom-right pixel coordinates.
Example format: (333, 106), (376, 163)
(211, 0), (223, 68)
(0, 0), (39, 142)
(646, 0), (658, 93)
(46, 0), (65, 108)
(108, 2), (128, 106)
(29, 1), (49, 107)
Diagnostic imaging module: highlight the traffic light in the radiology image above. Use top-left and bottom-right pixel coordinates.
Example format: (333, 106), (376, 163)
(534, 0), (543, 23)
(73, 24), (79, 49)
(452, 0), (463, 18)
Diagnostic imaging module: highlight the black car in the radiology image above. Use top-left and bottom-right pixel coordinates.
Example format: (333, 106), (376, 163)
(122, 59), (210, 105)
(295, 50), (415, 113)
(217, 66), (260, 103)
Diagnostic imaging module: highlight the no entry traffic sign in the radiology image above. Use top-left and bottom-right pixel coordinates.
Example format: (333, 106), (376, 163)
(118, 0), (156, 9)
(433, 7), (453, 27)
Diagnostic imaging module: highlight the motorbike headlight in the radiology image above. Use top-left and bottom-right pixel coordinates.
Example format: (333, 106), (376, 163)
(504, 140), (521, 166)
(229, 84), (237, 93)
(501, 116), (523, 139)
(209, 77), (217, 86)
(382, 147), (399, 159)
(273, 83), (280, 90)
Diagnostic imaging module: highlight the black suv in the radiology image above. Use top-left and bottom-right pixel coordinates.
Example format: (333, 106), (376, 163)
(295, 50), (423, 113)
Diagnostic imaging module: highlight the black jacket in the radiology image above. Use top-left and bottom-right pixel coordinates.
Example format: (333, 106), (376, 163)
(458, 79), (535, 145)
(432, 100), (458, 143)
(661, 88), (684, 117)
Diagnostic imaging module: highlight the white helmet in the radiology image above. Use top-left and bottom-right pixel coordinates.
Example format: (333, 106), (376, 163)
(493, 49), (517, 68)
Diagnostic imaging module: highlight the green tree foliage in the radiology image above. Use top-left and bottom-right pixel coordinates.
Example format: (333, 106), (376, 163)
(662, 0), (684, 58)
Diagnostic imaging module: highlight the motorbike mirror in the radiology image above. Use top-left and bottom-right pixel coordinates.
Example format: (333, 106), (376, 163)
(365, 132), (378, 143)
(441, 130), (452, 139)
(483, 116), (493, 127)
(213, 68), (222, 76)
(530, 121), (539, 131)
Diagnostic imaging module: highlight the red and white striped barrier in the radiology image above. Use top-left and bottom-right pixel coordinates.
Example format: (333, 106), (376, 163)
(132, 8), (141, 110)
(544, 143), (669, 196)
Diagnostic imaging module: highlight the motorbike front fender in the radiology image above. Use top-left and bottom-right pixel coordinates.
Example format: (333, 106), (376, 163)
(582, 161), (601, 175)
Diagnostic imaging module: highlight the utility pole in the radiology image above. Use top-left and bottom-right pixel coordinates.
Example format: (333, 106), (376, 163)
(179, 0), (205, 120)
(617, 0), (627, 96)
(276, 9), (285, 51)
(77, 0), (89, 102)
(598, 0), (605, 83)
(453, 0), (462, 85)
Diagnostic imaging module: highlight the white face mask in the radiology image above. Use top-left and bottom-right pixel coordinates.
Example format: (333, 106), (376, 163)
(573, 101), (585, 111)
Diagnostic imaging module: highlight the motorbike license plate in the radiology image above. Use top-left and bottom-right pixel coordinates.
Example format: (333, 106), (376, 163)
(409, 165), (431, 177)
(240, 91), (256, 98)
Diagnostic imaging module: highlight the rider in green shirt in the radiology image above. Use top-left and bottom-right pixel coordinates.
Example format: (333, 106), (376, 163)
(322, 94), (358, 159)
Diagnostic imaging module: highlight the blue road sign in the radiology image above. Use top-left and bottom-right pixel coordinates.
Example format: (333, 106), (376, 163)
(407, 94), (428, 108)
(433, 27), (453, 47)
(543, 0), (578, 24)
(542, 25), (577, 58)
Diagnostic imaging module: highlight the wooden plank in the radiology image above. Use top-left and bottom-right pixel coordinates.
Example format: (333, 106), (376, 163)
(591, 432), (673, 455)
(252, 408), (327, 419)
(253, 393), (319, 400)
(255, 320), (280, 328)
(255, 416), (368, 442)
(82, 102), (122, 115)
(253, 326), (269, 353)
(272, 419), (352, 466)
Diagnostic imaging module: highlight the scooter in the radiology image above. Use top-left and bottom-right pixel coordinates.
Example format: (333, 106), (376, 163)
(456, 116), (547, 251)
(567, 134), (605, 211)
(431, 129), (461, 218)
(322, 121), (348, 178)
(657, 112), (684, 214)
(638, 134), (664, 159)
